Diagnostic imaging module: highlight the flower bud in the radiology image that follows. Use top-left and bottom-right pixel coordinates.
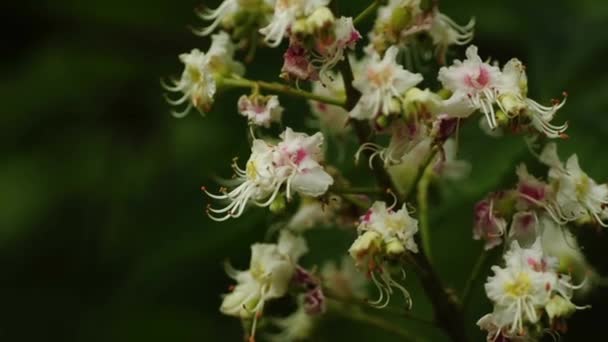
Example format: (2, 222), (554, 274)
(385, 239), (406, 256)
(499, 94), (526, 116)
(389, 7), (412, 33)
(306, 7), (335, 33)
(546, 295), (577, 321)
(291, 18), (311, 37)
(348, 231), (381, 263)
(270, 195), (287, 213)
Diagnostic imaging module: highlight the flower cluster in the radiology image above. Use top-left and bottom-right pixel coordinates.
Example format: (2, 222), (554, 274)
(348, 200), (419, 308)
(479, 240), (588, 340)
(368, 0), (474, 60)
(162, 32), (244, 116)
(162, 0), (602, 340)
(472, 143), (603, 339)
(204, 127), (333, 221)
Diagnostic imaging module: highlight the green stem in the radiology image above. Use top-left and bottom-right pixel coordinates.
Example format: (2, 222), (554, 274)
(329, 300), (418, 341)
(353, 0), (382, 26)
(462, 250), (489, 307)
(219, 77), (346, 107)
(417, 166), (433, 264)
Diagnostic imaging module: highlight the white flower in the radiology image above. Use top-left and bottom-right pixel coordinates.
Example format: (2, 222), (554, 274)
(438, 45), (503, 127)
(348, 200), (418, 308)
(350, 46), (423, 119)
(428, 10), (474, 56)
(312, 17), (361, 83)
(163, 32), (244, 117)
(238, 94), (284, 127)
(485, 240), (555, 334)
(350, 201), (419, 260)
(195, 0), (274, 36)
(356, 119), (430, 168)
(205, 127), (333, 221)
(259, 0), (330, 47)
(220, 230), (308, 318)
(266, 306), (315, 342)
(285, 196), (339, 232)
(539, 143), (608, 226)
(499, 58), (568, 138)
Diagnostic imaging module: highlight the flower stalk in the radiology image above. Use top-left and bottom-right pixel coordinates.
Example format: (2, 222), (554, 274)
(219, 77), (347, 107)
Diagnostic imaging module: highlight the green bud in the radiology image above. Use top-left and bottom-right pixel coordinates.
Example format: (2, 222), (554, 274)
(375, 114), (389, 129)
(306, 7), (335, 32)
(269, 196), (286, 213)
(546, 295), (576, 320)
(499, 94), (526, 116)
(437, 88), (452, 100)
(495, 110), (509, 127)
(389, 7), (412, 33)
(385, 239), (406, 256)
(291, 18), (311, 37)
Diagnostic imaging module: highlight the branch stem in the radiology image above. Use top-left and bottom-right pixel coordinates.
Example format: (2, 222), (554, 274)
(353, 0), (382, 26)
(219, 77), (346, 107)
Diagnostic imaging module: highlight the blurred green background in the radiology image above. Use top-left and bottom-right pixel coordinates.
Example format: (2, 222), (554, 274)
(2, 0), (608, 341)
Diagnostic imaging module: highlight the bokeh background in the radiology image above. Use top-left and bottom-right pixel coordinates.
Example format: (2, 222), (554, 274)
(3, 0), (608, 341)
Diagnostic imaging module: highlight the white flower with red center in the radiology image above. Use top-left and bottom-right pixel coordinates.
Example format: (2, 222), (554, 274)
(238, 94), (284, 127)
(205, 127), (333, 221)
(259, 0), (330, 47)
(473, 192), (508, 250)
(220, 231), (308, 339)
(438, 45), (504, 128)
(350, 46), (423, 119)
(539, 143), (608, 226)
(163, 32), (244, 117)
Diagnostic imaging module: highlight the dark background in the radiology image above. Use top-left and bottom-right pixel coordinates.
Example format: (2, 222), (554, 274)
(2, 0), (608, 341)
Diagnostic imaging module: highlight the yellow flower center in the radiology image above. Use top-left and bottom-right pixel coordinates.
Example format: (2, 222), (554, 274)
(246, 160), (258, 180)
(575, 174), (590, 200)
(504, 272), (532, 297)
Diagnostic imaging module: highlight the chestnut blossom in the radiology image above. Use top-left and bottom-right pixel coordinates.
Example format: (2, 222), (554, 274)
(259, 0), (330, 47)
(266, 306), (315, 342)
(281, 40), (319, 81)
(195, 0), (275, 36)
(220, 231), (308, 318)
(438, 45), (504, 127)
(238, 94), (284, 127)
(356, 120), (429, 168)
(498, 58), (568, 138)
(205, 127), (333, 221)
(473, 192), (508, 250)
(539, 143), (608, 226)
(163, 32), (244, 117)
(313, 17), (361, 83)
(483, 240), (586, 337)
(349, 200), (418, 308)
(350, 46), (423, 119)
(428, 10), (475, 59)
